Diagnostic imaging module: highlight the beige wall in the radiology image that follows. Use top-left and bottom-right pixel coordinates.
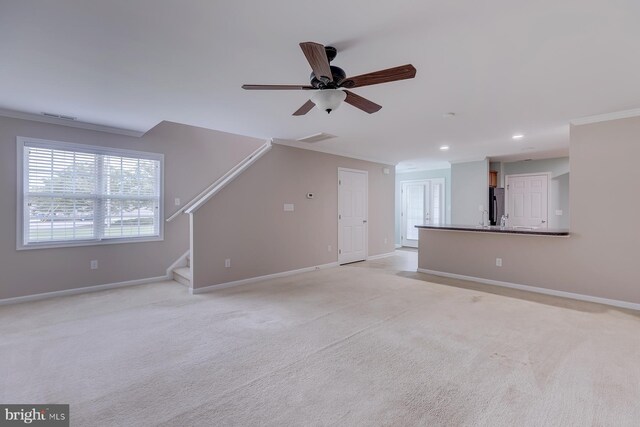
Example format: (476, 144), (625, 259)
(0, 116), (263, 299)
(192, 144), (395, 289)
(419, 116), (640, 304)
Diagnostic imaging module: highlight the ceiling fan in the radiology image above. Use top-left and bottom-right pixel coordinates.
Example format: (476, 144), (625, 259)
(242, 42), (417, 115)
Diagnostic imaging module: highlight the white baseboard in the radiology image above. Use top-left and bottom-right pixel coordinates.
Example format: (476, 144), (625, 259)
(166, 249), (190, 277)
(394, 244), (402, 249)
(417, 268), (640, 312)
(191, 262), (340, 295)
(0, 275), (171, 306)
(367, 251), (396, 260)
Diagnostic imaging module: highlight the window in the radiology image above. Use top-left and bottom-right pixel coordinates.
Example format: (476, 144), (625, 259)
(431, 181), (443, 225)
(17, 137), (163, 249)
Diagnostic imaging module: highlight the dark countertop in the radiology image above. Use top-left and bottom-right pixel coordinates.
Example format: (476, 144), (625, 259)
(415, 224), (570, 236)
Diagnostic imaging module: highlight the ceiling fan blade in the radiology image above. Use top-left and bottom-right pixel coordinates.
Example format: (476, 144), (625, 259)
(344, 90), (382, 114)
(292, 100), (315, 116)
(343, 64), (416, 88)
(242, 84), (314, 90)
(299, 42), (333, 82)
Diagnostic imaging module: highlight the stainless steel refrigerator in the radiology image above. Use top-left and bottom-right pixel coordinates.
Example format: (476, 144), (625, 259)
(489, 187), (505, 225)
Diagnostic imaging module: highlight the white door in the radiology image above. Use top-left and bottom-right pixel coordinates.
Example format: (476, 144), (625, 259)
(506, 173), (549, 228)
(400, 179), (445, 247)
(338, 168), (368, 264)
(401, 181), (430, 248)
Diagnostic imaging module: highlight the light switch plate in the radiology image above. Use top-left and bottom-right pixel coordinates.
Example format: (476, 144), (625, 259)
(284, 203), (294, 211)
(555, 210), (563, 216)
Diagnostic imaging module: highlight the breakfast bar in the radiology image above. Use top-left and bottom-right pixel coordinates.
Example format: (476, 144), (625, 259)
(415, 224), (570, 236)
(415, 224), (573, 294)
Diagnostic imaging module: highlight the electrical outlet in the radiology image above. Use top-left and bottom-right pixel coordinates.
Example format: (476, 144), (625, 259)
(496, 258), (502, 267)
(284, 203), (294, 212)
(174, 198), (181, 206)
(327, 245), (332, 252)
(555, 210), (563, 216)
(90, 260), (98, 270)
(224, 258), (231, 268)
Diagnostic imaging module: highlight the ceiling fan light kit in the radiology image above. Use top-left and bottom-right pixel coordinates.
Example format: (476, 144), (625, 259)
(242, 41), (416, 116)
(311, 89), (346, 114)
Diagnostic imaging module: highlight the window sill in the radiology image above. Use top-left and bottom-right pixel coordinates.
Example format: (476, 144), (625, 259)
(16, 235), (164, 251)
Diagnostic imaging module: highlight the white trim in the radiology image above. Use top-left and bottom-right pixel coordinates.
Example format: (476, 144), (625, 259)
(173, 140), (272, 219)
(272, 138), (396, 166)
(17, 136), (161, 159)
(367, 251), (396, 260)
(17, 137), (164, 250)
(448, 157), (487, 165)
(166, 249), (190, 277)
(397, 166), (451, 174)
(504, 172), (551, 229)
(0, 275), (171, 306)
(570, 108), (640, 126)
(188, 213), (195, 291)
(17, 236), (164, 251)
(395, 244), (402, 249)
(417, 268), (640, 312)
(191, 262), (340, 294)
(0, 108), (146, 137)
(338, 167), (369, 265)
(400, 179), (428, 248)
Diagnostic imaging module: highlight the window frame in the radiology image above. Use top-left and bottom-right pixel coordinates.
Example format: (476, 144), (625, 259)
(16, 136), (164, 250)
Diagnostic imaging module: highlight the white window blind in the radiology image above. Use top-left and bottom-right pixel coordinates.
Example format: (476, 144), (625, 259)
(19, 138), (163, 248)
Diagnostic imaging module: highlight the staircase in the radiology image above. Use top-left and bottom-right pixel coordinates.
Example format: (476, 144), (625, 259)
(173, 254), (191, 287)
(164, 140), (272, 292)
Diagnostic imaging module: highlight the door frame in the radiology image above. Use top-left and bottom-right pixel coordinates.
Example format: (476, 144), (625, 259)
(400, 178), (446, 247)
(504, 172), (551, 228)
(400, 179), (428, 248)
(337, 167), (368, 264)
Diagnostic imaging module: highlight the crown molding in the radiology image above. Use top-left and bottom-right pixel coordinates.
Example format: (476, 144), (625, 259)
(570, 108), (640, 126)
(396, 166), (451, 174)
(272, 138), (396, 166)
(448, 157), (488, 165)
(0, 108), (146, 137)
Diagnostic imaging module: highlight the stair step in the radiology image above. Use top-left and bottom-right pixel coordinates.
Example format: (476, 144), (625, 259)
(173, 267), (192, 287)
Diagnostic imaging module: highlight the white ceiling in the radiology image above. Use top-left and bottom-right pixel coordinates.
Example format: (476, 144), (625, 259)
(1, 0), (640, 170)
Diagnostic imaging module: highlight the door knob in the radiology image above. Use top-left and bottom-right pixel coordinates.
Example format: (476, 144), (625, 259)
(363, 220), (367, 223)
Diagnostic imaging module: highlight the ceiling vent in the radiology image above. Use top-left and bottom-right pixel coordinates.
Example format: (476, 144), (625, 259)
(42, 112), (77, 121)
(296, 132), (337, 143)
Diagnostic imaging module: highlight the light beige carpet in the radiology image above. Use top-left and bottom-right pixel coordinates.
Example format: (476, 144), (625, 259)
(1, 252), (639, 426)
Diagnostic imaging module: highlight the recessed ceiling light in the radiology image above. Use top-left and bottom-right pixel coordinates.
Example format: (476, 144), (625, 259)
(512, 134), (524, 140)
(439, 145), (450, 151)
